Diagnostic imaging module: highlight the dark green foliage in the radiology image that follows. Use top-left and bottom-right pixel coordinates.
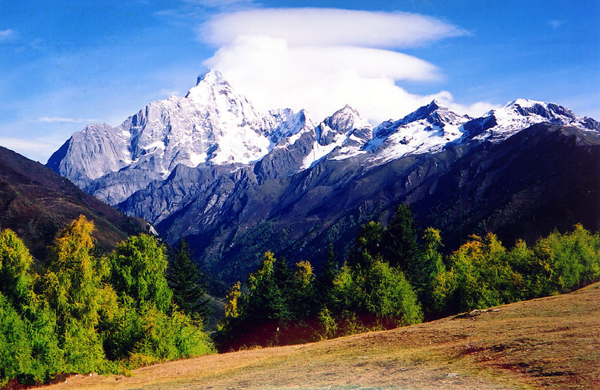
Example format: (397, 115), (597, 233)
(289, 261), (317, 320)
(244, 251), (291, 324)
(167, 239), (211, 323)
(216, 252), (322, 349)
(109, 234), (172, 312)
(317, 245), (339, 304)
(383, 204), (420, 273)
(418, 228), (445, 312)
(216, 205), (600, 351)
(347, 221), (385, 270)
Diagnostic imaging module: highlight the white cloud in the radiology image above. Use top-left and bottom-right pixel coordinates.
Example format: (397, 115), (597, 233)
(38, 117), (85, 123)
(0, 29), (18, 42)
(204, 35), (449, 122)
(0, 137), (59, 162)
(200, 8), (467, 48)
(549, 20), (564, 29)
(199, 8), (495, 123)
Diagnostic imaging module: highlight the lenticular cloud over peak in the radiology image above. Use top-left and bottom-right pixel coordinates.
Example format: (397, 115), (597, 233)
(198, 7), (491, 123)
(200, 8), (467, 48)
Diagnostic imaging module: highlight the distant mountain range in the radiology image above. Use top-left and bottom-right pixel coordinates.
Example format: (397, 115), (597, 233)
(0, 145), (146, 262)
(46, 70), (600, 283)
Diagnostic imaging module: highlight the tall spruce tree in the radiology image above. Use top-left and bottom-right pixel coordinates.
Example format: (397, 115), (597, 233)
(166, 239), (211, 323)
(383, 204), (420, 274)
(318, 245), (339, 298)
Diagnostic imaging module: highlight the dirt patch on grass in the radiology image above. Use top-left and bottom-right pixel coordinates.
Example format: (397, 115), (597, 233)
(44, 283), (600, 390)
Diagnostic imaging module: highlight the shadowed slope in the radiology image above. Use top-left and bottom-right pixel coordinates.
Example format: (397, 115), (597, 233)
(0, 145), (146, 261)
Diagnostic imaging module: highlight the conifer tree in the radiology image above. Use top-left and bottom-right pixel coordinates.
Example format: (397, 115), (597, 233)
(109, 234), (172, 312)
(317, 245), (339, 301)
(412, 227), (445, 313)
(245, 251), (290, 324)
(0, 229), (35, 310)
(40, 215), (107, 373)
(383, 204), (420, 273)
(290, 260), (316, 319)
(167, 239), (211, 323)
(347, 221), (385, 271)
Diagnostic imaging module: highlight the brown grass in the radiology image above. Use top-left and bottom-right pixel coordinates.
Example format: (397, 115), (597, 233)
(45, 282), (600, 390)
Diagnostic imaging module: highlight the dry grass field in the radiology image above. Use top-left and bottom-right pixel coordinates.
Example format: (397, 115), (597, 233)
(44, 282), (600, 390)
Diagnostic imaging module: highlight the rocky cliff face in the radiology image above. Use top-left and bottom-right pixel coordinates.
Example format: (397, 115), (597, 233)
(47, 70), (600, 283)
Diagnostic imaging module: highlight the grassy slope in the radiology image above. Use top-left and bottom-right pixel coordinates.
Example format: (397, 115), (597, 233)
(46, 282), (600, 390)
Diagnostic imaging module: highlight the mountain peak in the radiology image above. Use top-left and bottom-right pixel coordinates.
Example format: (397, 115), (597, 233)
(324, 105), (372, 133)
(505, 98), (544, 108)
(496, 98), (577, 123)
(399, 100), (465, 127)
(186, 69), (236, 101)
(196, 69), (227, 86)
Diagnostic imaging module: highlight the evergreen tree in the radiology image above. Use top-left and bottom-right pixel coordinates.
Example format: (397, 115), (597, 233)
(417, 227), (445, 312)
(109, 234), (172, 312)
(382, 204), (420, 274)
(347, 221), (385, 271)
(290, 260), (316, 319)
(40, 215), (107, 373)
(273, 255), (293, 297)
(244, 251), (290, 324)
(317, 245), (339, 302)
(166, 239), (211, 324)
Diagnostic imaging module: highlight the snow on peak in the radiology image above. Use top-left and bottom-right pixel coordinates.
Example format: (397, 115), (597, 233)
(366, 101), (469, 163)
(195, 69), (227, 86)
(506, 98), (544, 109)
(49, 64), (600, 208)
(324, 105), (372, 133)
(468, 99), (592, 143)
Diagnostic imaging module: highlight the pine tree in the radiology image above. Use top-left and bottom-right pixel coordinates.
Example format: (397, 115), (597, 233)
(383, 204), (420, 275)
(166, 239), (211, 323)
(347, 221), (385, 271)
(245, 251), (290, 324)
(290, 260), (316, 319)
(318, 245), (339, 299)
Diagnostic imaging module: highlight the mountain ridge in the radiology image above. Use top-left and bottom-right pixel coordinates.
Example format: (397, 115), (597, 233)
(0, 145), (146, 262)
(46, 70), (600, 283)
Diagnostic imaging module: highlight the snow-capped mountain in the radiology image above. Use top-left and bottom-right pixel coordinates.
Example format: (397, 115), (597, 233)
(48, 70), (599, 206)
(47, 70), (600, 283)
(464, 98), (600, 143)
(365, 100), (470, 163)
(48, 71), (321, 204)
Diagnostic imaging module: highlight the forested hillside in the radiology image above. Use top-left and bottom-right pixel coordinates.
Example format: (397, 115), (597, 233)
(0, 146), (145, 262)
(0, 216), (214, 388)
(215, 205), (600, 351)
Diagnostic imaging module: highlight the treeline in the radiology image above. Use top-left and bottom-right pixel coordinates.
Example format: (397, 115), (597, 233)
(0, 216), (214, 387)
(216, 205), (600, 351)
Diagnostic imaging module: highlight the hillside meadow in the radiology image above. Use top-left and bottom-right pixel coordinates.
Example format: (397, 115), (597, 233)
(42, 280), (600, 390)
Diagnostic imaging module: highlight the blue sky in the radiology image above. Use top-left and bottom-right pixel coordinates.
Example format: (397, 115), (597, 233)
(1, 0), (598, 162)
